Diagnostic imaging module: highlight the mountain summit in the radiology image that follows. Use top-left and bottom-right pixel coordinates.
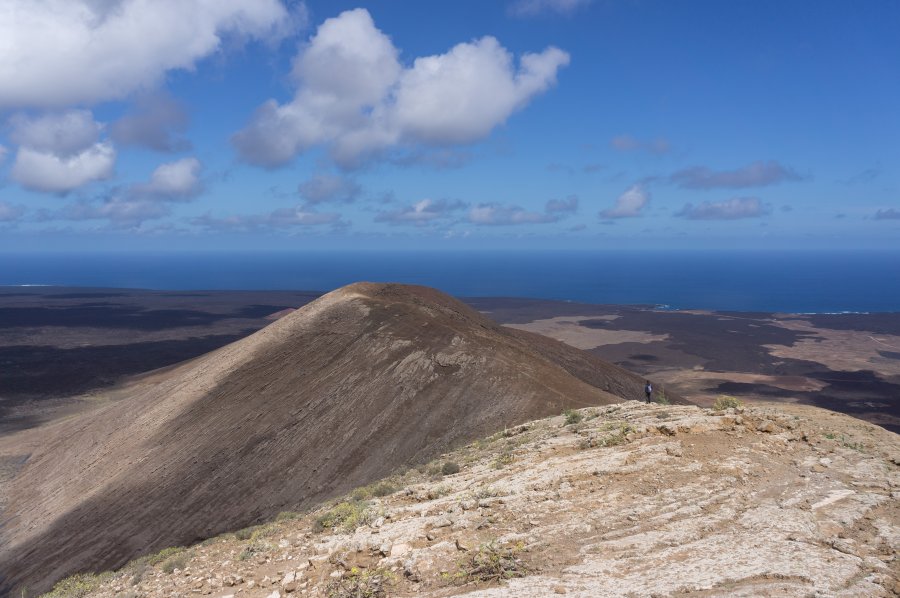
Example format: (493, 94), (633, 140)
(0, 283), (666, 595)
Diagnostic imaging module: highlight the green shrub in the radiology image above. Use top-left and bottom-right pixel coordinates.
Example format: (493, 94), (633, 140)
(326, 567), (392, 598)
(713, 395), (742, 410)
(459, 541), (528, 584)
(563, 409), (583, 426)
(441, 461), (460, 476)
(492, 450), (514, 469)
(654, 392), (671, 405)
(41, 573), (111, 598)
(146, 546), (183, 566)
(313, 500), (374, 533)
(160, 553), (189, 574)
(275, 511), (302, 522)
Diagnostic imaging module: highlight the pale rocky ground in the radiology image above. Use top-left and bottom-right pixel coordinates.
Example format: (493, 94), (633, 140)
(71, 401), (899, 598)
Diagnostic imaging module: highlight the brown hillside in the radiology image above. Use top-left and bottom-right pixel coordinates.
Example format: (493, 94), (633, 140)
(0, 283), (671, 596)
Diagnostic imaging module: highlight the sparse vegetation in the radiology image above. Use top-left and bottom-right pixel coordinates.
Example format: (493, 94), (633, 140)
(713, 395), (743, 410)
(654, 392), (671, 405)
(326, 567), (392, 598)
(275, 510), (302, 522)
(40, 573), (111, 598)
(458, 541), (528, 585)
(427, 484), (451, 500)
(563, 409), (583, 426)
(313, 500), (376, 533)
(146, 546), (184, 566)
(160, 553), (189, 574)
(237, 540), (268, 561)
(492, 449), (515, 469)
(441, 461), (461, 475)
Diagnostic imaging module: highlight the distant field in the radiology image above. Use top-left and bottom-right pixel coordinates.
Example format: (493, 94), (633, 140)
(1, 287), (898, 434)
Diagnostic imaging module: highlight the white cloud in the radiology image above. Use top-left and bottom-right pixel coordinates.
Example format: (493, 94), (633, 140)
(599, 185), (649, 219)
(136, 157), (202, 200)
(191, 207), (341, 231)
(0, 144), (7, 163)
(233, 8), (570, 168)
(508, 0), (593, 17)
(469, 203), (557, 225)
(297, 174), (360, 204)
(670, 161), (802, 189)
(12, 142), (116, 193)
(8, 109), (115, 193)
(676, 197), (770, 220)
(9, 110), (102, 157)
(546, 195), (578, 213)
(375, 198), (466, 225)
(0, 201), (26, 222)
(0, 0), (295, 108)
(55, 197), (172, 226)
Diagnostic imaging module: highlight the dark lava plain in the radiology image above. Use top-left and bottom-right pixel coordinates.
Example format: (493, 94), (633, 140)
(1, 289), (898, 435)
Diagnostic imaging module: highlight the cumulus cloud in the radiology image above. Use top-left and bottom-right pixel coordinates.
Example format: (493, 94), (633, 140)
(297, 174), (360, 204)
(134, 157), (203, 200)
(875, 208), (900, 220)
(375, 198), (465, 226)
(508, 0), (593, 17)
(191, 207), (341, 232)
(233, 8), (570, 168)
(610, 134), (671, 155)
(546, 195), (578, 214)
(110, 93), (191, 152)
(12, 143), (116, 193)
(599, 185), (649, 219)
(0, 0), (294, 108)
(0, 201), (26, 222)
(48, 197), (172, 227)
(9, 110), (102, 157)
(676, 197), (770, 220)
(670, 160), (801, 189)
(8, 109), (115, 193)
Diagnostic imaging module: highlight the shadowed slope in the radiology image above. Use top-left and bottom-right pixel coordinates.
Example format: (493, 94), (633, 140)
(0, 283), (669, 595)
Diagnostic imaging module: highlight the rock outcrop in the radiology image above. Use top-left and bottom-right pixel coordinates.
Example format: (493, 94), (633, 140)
(74, 401), (900, 597)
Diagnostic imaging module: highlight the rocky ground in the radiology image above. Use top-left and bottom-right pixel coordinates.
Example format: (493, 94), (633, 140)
(56, 401), (899, 598)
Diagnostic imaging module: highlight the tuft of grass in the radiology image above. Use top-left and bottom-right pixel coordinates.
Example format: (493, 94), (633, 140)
(563, 409), (583, 426)
(654, 392), (671, 405)
(275, 510), (302, 522)
(313, 500), (376, 533)
(237, 540), (269, 561)
(713, 395), (742, 410)
(146, 546), (184, 566)
(326, 567), (392, 598)
(160, 553), (189, 574)
(352, 481), (398, 501)
(40, 573), (111, 598)
(441, 461), (461, 476)
(492, 450), (514, 469)
(427, 484), (451, 500)
(457, 541), (528, 585)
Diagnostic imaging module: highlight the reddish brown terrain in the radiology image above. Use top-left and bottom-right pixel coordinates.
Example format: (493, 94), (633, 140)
(0, 283), (666, 596)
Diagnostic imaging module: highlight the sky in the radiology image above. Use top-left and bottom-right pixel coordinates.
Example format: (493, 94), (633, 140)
(0, 0), (897, 252)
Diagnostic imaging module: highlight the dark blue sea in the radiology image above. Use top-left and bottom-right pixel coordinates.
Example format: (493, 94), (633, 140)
(1, 251), (897, 313)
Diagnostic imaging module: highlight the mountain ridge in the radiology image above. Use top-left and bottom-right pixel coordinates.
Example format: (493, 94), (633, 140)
(0, 283), (668, 596)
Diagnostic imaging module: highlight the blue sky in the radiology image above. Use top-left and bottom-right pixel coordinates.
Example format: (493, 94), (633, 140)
(0, 0), (897, 251)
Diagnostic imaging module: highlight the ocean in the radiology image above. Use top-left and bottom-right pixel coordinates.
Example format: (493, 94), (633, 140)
(1, 250), (898, 313)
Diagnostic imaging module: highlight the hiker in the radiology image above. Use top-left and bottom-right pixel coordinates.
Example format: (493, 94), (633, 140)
(644, 380), (652, 403)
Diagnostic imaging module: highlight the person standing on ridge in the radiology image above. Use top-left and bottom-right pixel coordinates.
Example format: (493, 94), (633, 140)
(644, 380), (653, 404)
